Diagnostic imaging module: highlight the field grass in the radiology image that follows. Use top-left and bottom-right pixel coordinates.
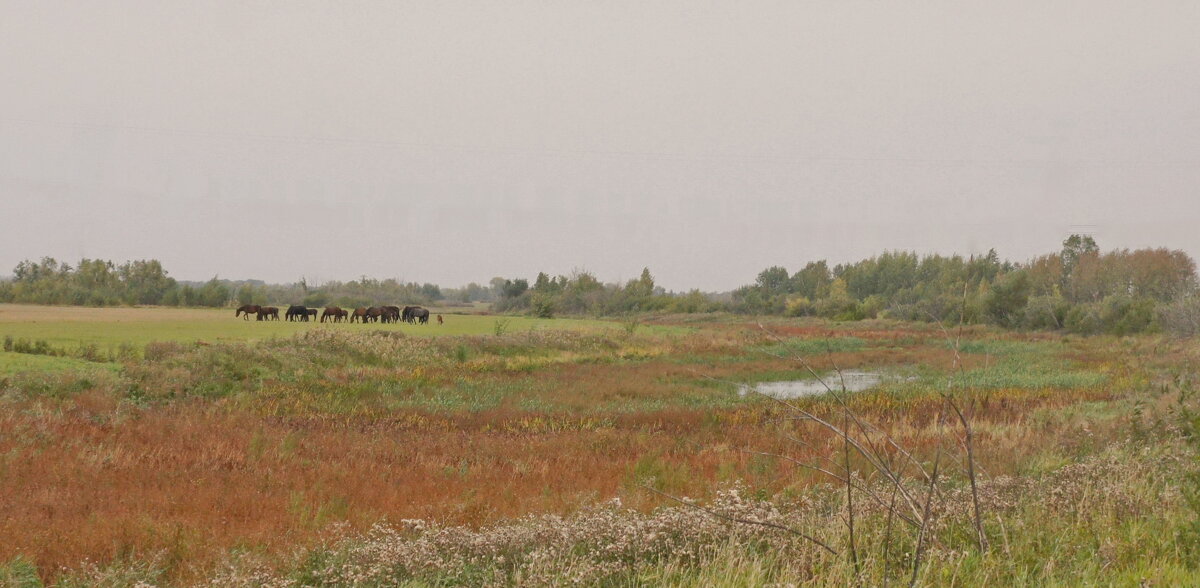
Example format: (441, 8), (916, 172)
(0, 304), (662, 354)
(0, 304), (1197, 586)
(0, 351), (115, 375)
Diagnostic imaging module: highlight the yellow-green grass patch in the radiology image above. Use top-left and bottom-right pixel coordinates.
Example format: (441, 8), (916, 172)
(0, 351), (116, 375)
(0, 304), (669, 353)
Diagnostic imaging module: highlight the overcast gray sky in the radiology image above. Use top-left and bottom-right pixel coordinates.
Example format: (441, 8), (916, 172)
(2, 1), (1198, 291)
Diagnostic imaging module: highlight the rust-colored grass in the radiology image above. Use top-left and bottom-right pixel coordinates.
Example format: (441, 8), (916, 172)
(0, 315), (1140, 583)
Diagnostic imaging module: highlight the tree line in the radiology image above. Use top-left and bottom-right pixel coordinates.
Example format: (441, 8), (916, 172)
(0, 258), (229, 307)
(487, 236), (1198, 335)
(721, 236), (1197, 335)
(3, 236), (1197, 335)
(0, 258), (448, 310)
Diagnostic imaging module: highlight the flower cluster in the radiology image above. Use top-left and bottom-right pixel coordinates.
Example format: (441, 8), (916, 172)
(209, 485), (823, 587)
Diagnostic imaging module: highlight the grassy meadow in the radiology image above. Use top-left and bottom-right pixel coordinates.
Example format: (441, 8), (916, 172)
(0, 304), (634, 348)
(0, 304), (1197, 586)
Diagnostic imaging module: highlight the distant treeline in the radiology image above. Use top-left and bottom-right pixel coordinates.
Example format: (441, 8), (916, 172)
(3, 236), (1198, 335)
(0, 258), (229, 307)
(491, 236), (1200, 336)
(233, 277), (448, 309)
(0, 258), (452, 309)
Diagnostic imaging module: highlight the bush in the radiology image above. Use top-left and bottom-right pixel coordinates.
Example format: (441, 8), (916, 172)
(1099, 295), (1157, 335)
(303, 293), (331, 307)
(531, 292), (556, 318)
(670, 290), (718, 314)
(784, 296), (814, 317)
(492, 291), (531, 313)
(1064, 303), (1102, 335)
(1023, 295), (1068, 330)
(860, 294), (886, 319)
(1158, 297), (1200, 337)
(984, 271), (1031, 328)
(9, 338), (55, 356)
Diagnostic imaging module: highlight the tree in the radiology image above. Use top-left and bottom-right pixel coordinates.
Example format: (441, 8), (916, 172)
(984, 271), (1031, 327)
(755, 266), (790, 295)
(1060, 234), (1099, 286)
(420, 283), (443, 300)
(501, 279), (529, 299)
(626, 268), (656, 299)
(533, 272), (559, 294)
(489, 277), (508, 298)
(791, 261), (832, 299)
(119, 260), (175, 305)
(195, 277), (230, 307)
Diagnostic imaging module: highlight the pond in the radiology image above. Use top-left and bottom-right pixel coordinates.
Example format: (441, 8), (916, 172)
(738, 370), (896, 399)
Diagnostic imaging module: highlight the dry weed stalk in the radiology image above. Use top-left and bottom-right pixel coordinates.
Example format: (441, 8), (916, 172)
(667, 315), (991, 585)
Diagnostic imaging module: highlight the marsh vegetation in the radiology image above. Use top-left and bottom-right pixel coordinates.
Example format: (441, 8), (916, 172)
(0, 304), (1197, 585)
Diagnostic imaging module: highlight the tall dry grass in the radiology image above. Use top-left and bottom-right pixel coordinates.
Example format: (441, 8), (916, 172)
(0, 320), (1168, 584)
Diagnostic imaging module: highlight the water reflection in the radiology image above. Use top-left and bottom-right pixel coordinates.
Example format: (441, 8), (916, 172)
(739, 370), (892, 399)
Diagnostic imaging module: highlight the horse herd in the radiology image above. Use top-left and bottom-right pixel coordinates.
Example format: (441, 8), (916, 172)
(235, 304), (439, 325)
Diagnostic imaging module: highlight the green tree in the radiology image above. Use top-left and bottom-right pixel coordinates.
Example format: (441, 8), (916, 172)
(755, 266), (790, 295)
(119, 260), (176, 305)
(791, 261), (832, 299)
(626, 267), (656, 299)
(984, 271), (1031, 327)
(501, 279), (529, 299)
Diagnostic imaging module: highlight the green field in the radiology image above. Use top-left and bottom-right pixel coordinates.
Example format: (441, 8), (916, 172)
(0, 303), (649, 353)
(0, 351), (115, 375)
(0, 303), (659, 376)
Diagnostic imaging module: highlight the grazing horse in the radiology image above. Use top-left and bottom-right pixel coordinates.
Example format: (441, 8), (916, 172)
(350, 307), (369, 323)
(258, 306), (280, 321)
(402, 306), (420, 323)
(383, 306), (401, 324)
(365, 306), (384, 323)
(236, 305), (260, 320)
(285, 305), (308, 321)
(411, 307), (430, 324)
(321, 307), (347, 323)
(306, 308), (318, 321)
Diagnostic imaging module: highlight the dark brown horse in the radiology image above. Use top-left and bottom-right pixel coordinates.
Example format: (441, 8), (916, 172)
(350, 307), (369, 323)
(257, 306), (280, 321)
(306, 308), (318, 321)
(285, 305), (309, 321)
(236, 305), (260, 320)
(365, 306), (384, 323)
(321, 306), (348, 323)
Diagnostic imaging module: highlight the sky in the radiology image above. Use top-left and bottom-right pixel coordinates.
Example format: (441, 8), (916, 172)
(1, 1), (1198, 292)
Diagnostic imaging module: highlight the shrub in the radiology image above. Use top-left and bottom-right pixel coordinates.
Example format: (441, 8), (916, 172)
(143, 341), (191, 361)
(303, 292), (330, 307)
(1099, 295), (1157, 335)
(1023, 294), (1068, 330)
(1064, 303), (1102, 335)
(531, 292), (556, 319)
(1158, 297), (1200, 337)
(784, 296), (814, 317)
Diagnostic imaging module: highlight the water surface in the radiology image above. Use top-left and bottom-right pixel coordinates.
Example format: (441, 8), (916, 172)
(739, 370), (893, 399)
